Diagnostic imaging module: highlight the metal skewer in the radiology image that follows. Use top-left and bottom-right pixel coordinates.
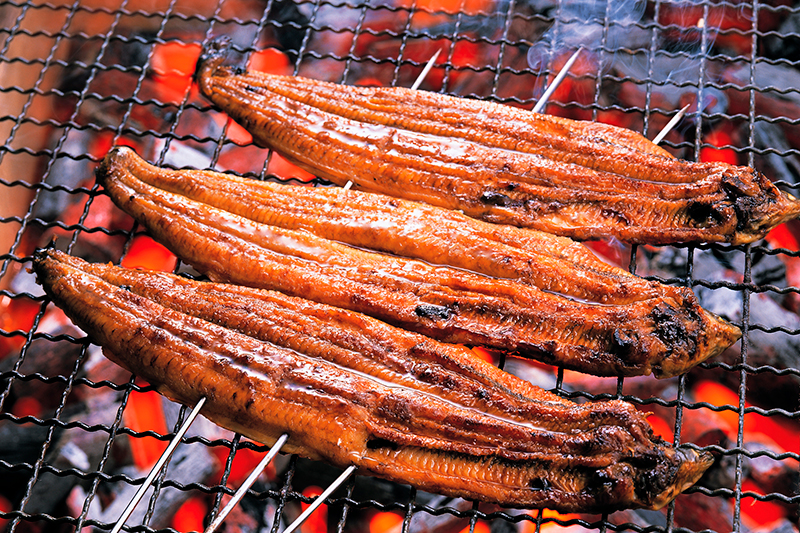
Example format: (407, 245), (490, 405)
(532, 47), (582, 114)
(283, 465), (358, 533)
(652, 104), (690, 145)
(410, 48), (441, 91)
(110, 397), (207, 533)
(204, 433), (289, 533)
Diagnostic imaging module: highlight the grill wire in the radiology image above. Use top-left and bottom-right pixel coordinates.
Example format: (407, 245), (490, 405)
(1, 1), (799, 533)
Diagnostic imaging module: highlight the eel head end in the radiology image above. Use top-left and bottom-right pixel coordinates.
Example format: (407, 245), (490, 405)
(645, 447), (714, 510)
(195, 37), (233, 95)
(653, 308), (741, 379)
(726, 168), (800, 244)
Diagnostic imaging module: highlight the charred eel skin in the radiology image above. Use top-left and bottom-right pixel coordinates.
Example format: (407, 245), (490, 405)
(34, 248), (714, 512)
(97, 147), (741, 378)
(195, 39), (800, 245)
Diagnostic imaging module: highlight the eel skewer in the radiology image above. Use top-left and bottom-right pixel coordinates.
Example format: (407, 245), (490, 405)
(33, 249), (714, 513)
(194, 39), (800, 245)
(96, 147), (741, 379)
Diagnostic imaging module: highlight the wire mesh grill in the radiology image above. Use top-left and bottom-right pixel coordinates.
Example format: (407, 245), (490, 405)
(1, 1), (799, 533)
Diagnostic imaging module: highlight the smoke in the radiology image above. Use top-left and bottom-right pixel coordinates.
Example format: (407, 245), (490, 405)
(527, 0), (649, 74)
(526, 0), (753, 111)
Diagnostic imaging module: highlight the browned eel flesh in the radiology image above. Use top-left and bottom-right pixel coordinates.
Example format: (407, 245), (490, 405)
(195, 39), (800, 245)
(96, 147), (740, 378)
(33, 248), (714, 512)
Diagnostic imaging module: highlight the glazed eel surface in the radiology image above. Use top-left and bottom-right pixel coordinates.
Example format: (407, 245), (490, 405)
(34, 249), (713, 512)
(195, 39), (800, 245)
(97, 147), (741, 378)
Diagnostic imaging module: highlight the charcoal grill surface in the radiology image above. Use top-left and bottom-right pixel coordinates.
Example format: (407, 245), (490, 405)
(1, 1), (799, 533)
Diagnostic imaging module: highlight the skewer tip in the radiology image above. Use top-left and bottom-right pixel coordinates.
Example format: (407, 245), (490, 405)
(532, 47), (583, 114)
(652, 104), (690, 145)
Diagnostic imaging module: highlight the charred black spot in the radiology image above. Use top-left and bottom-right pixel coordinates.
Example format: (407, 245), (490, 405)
(415, 304), (452, 320)
(529, 478), (550, 491)
(366, 437), (399, 451)
(588, 467), (621, 503)
(119, 285), (132, 292)
(650, 305), (688, 344)
(601, 208), (630, 226)
(608, 329), (644, 367)
(245, 397), (255, 411)
(245, 85), (260, 92)
(720, 173), (749, 197)
(505, 182), (519, 191)
(631, 451), (678, 505)
(687, 201), (724, 227)
(474, 388), (489, 400)
(720, 171), (766, 231)
(416, 366), (435, 382)
(480, 190), (512, 206)
(628, 451), (661, 470)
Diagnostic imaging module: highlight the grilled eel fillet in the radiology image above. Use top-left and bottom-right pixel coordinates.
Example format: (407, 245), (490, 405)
(34, 248), (714, 512)
(97, 147), (740, 378)
(195, 39), (800, 245)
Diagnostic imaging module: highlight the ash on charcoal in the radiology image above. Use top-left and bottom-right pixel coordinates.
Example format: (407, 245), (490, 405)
(642, 246), (800, 410)
(724, 61), (800, 107)
(764, 9), (800, 61)
(754, 122), (800, 187)
(0, 328), (85, 410)
(266, 0), (312, 60)
(32, 132), (95, 223)
(707, 246), (787, 291)
(292, 457), (414, 506)
(85, 442), (216, 531)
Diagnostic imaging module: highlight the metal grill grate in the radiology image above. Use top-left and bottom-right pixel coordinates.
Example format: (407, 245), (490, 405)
(1, 1), (799, 533)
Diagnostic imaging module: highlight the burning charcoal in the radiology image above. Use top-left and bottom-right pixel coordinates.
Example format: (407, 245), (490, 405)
(266, 0), (311, 61)
(400, 496), (477, 533)
(21, 386), (146, 516)
(86, 443), (216, 531)
(0, 418), (57, 466)
(754, 121), (800, 186)
(32, 133), (95, 223)
(489, 518), (518, 533)
(764, 519), (800, 533)
(0, 331), (85, 414)
(706, 246), (787, 296)
(742, 439), (800, 498)
(291, 458), (414, 509)
(764, 10), (800, 61)
(22, 440), (87, 517)
(212, 493), (260, 533)
(722, 61), (800, 149)
(670, 492), (737, 533)
(643, 246), (800, 405)
(697, 449), (738, 494)
(607, 507), (668, 530)
(259, 499), (285, 533)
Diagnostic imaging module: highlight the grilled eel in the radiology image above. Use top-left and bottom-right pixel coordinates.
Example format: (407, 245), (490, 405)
(195, 39), (800, 245)
(97, 147), (741, 378)
(33, 248), (714, 512)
